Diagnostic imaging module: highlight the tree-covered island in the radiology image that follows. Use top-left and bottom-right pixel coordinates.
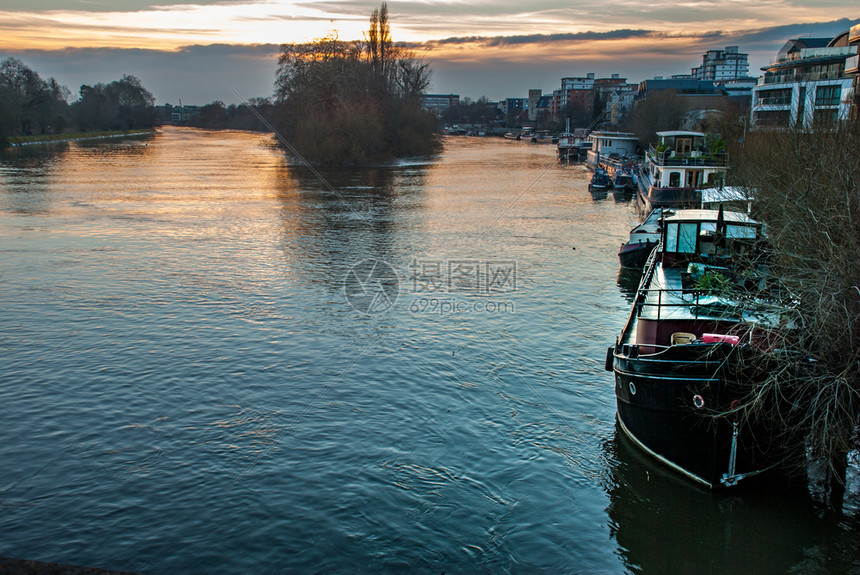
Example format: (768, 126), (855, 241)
(272, 3), (443, 165)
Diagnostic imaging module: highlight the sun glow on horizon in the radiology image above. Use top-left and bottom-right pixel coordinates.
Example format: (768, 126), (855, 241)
(0, 3), (377, 51)
(5, 0), (855, 53)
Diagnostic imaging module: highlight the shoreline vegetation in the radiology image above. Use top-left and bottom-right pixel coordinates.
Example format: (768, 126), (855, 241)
(731, 116), (860, 507)
(5, 128), (156, 147)
(1, 57), (157, 149)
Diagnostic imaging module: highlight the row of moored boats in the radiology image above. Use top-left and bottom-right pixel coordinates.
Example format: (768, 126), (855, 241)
(602, 131), (796, 489)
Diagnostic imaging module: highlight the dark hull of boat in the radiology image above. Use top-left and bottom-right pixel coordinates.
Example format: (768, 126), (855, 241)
(637, 186), (701, 212)
(636, 174), (701, 213)
(610, 343), (787, 488)
(618, 242), (656, 269)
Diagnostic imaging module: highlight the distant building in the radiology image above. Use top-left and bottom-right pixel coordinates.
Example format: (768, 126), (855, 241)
(501, 98), (527, 116)
(537, 95), (553, 119)
(604, 87), (637, 125)
(421, 94), (459, 114)
(550, 73), (635, 123)
(751, 31), (858, 129)
(527, 89), (542, 122)
(692, 46), (750, 81)
(635, 78), (734, 127)
(718, 77), (758, 102)
(849, 24), (860, 116)
(556, 73), (596, 116)
(638, 78), (718, 95)
(689, 46), (757, 102)
(160, 103), (200, 123)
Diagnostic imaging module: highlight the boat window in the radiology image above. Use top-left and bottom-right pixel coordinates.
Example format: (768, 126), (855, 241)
(726, 225), (756, 239)
(686, 170), (702, 187)
(665, 223), (678, 252)
(699, 222), (716, 255)
(678, 223), (698, 253)
(669, 172), (680, 187)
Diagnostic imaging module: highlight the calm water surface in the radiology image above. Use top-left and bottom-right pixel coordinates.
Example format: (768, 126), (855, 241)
(1, 127), (858, 574)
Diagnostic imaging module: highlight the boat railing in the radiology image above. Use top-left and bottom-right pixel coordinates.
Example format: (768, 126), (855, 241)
(647, 145), (727, 167)
(617, 247), (661, 347)
(637, 282), (790, 323)
(638, 287), (717, 321)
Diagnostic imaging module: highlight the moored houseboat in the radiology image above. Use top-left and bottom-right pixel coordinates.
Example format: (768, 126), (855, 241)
(557, 128), (590, 161)
(606, 208), (794, 488)
(637, 131), (728, 214)
(586, 131), (640, 174)
(613, 169), (636, 193)
(588, 168), (612, 193)
(617, 207), (670, 269)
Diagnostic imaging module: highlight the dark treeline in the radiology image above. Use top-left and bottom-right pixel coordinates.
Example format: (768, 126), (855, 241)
(272, 3), (441, 164)
(440, 97), (502, 128)
(182, 98), (274, 132)
(0, 57), (157, 145)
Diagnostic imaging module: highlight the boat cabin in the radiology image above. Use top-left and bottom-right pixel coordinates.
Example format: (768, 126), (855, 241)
(586, 131), (639, 172)
(644, 131), (728, 190)
(627, 209), (770, 352)
(660, 209), (761, 267)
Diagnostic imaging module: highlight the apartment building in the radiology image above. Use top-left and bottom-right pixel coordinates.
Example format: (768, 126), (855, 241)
(750, 31), (858, 129)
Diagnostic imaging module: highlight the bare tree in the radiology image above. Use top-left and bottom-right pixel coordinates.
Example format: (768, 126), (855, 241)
(732, 117), (860, 508)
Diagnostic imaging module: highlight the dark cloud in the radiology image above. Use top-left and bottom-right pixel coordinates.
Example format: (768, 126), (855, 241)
(415, 29), (654, 48)
(727, 17), (860, 47)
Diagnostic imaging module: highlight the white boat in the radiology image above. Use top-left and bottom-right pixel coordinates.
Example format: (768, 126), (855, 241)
(637, 131), (729, 213)
(617, 207), (672, 269)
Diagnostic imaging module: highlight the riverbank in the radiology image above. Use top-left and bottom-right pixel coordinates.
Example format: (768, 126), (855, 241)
(4, 129), (156, 148)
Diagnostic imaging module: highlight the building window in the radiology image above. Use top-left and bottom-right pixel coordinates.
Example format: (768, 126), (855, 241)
(756, 88), (791, 106)
(754, 110), (791, 127)
(815, 85), (841, 106)
(678, 223), (698, 254)
(813, 108), (839, 126)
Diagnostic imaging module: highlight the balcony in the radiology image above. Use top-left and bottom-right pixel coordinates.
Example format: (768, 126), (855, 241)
(755, 95), (791, 107)
(760, 71), (846, 85)
(647, 145), (727, 167)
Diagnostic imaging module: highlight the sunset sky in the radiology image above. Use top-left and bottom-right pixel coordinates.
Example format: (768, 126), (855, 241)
(1, 1), (857, 105)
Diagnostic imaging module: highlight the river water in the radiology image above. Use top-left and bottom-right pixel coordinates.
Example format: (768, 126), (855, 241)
(1, 127), (858, 574)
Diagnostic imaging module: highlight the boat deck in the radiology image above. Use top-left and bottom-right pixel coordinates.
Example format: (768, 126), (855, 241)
(634, 264), (785, 332)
